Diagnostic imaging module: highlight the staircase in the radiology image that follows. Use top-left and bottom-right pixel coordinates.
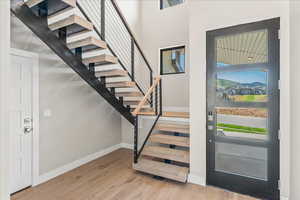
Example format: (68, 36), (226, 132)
(133, 111), (190, 183)
(11, 0), (155, 124)
(11, 0), (190, 184)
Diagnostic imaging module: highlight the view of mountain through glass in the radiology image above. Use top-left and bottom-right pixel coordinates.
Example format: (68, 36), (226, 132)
(217, 70), (268, 103)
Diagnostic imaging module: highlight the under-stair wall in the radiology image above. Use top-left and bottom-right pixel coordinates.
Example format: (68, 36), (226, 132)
(11, 15), (123, 175)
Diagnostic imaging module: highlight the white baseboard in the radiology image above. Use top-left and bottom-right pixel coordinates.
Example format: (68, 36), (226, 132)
(37, 144), (121, 185)
(120, 143), (133, 150)
(188, 174), (206, 186)
(160, 116), (189, 123)
(163, 106), (189, 112)
(281, 196), (289, 200)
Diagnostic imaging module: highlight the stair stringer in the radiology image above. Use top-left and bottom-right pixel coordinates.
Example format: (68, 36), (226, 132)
(11, 1), (135, 124)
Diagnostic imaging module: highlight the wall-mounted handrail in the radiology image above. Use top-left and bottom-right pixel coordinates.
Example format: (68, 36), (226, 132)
(132, 76), (161, 116)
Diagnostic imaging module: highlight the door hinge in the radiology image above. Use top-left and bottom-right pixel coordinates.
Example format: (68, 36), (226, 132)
(278, 129), (281, 140)
(278, 180), (281, 190)
(278, 79), (281, 90)
(278, 29), (281, 40)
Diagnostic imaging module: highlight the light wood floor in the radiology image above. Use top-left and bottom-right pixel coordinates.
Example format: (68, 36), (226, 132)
(12, 149), (259, 200)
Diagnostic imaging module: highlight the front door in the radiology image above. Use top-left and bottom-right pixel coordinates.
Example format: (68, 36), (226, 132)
(206, 18), (280, 199)
(9, 52), (34, 194)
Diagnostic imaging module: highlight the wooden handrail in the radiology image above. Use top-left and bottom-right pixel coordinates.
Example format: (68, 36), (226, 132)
(132, 77), (161, 116)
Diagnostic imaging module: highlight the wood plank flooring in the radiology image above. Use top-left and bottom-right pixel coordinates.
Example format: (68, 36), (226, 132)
(12, 149), (259, 200)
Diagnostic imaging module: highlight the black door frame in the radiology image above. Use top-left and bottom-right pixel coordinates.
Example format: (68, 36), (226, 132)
(206, 18), (280, 200)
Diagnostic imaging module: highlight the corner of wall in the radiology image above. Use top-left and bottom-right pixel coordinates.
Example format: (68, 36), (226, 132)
(0, 0), (10, 199)
(188, 173), (206, 186)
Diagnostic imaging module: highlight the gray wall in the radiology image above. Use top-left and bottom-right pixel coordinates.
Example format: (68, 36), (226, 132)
(11, 16), (122, 175)
(290, 1), (300, 199)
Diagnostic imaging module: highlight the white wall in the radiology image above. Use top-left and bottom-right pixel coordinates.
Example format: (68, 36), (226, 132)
(0, 1), (10, 199)
(116, 0), (141, 42)
(11, 16), (122, 176)
(139, 0), (189, 108)
(120, 0), (190, 147)
(290, 1), (300, 200)
(189, 1), (290, 199)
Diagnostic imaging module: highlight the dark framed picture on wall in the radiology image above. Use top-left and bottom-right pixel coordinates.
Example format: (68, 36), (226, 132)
(160, 46), (186, 75)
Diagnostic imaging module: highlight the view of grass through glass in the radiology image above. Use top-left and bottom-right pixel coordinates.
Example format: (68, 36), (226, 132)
(216, 107), (268, 140)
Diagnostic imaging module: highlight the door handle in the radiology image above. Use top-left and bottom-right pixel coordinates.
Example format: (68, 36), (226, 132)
(208, 111), (214, 121)
(24, 127), (33, 134)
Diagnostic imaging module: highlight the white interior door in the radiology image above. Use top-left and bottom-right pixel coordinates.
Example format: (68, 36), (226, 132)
(9, 53), (34, 194)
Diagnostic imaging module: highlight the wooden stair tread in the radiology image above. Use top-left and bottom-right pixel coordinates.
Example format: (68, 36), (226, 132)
(142, 146), (189, 164)
(26, 0), (46, 7)
(26, 0), (76, 10)
(131, 108), (155, 115)
(95, 69), (127, 78)
(163, 112), (189, 119)
(133, 158), (188, 183)
(83, 54), (118, 66)
(136, 111), (156, 116)
(49, 15), (93, 36)
(155, 123), (190, 134)
(68, 37), (107, 52)
(106, 81), (136, 88)
(115, 91), (143, 97)
(150, 134), (189, 147)
(124, 100), (149, 106)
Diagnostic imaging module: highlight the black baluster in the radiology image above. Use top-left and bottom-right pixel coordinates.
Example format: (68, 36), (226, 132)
(101, 0), (105, 40)
(134, 116), (138, 163)
(131, 38), (135, 81)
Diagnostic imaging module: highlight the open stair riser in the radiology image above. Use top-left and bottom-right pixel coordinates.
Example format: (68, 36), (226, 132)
(134, 112), (190, 183)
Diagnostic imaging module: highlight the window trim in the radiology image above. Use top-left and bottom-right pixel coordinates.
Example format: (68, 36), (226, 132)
(160, 0), (185, 10)
(160, 45), (186, 75)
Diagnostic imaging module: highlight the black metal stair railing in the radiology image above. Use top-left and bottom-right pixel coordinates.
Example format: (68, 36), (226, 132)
(77, 0), (154, 101)
(132, 77), (162, 163)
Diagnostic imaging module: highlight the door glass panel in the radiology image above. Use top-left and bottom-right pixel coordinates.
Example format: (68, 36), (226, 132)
(215, 142), (268, 181)
(216, 29), (268, 67)
(216, 107), (268, 140)
(217, 70), (268, 103)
